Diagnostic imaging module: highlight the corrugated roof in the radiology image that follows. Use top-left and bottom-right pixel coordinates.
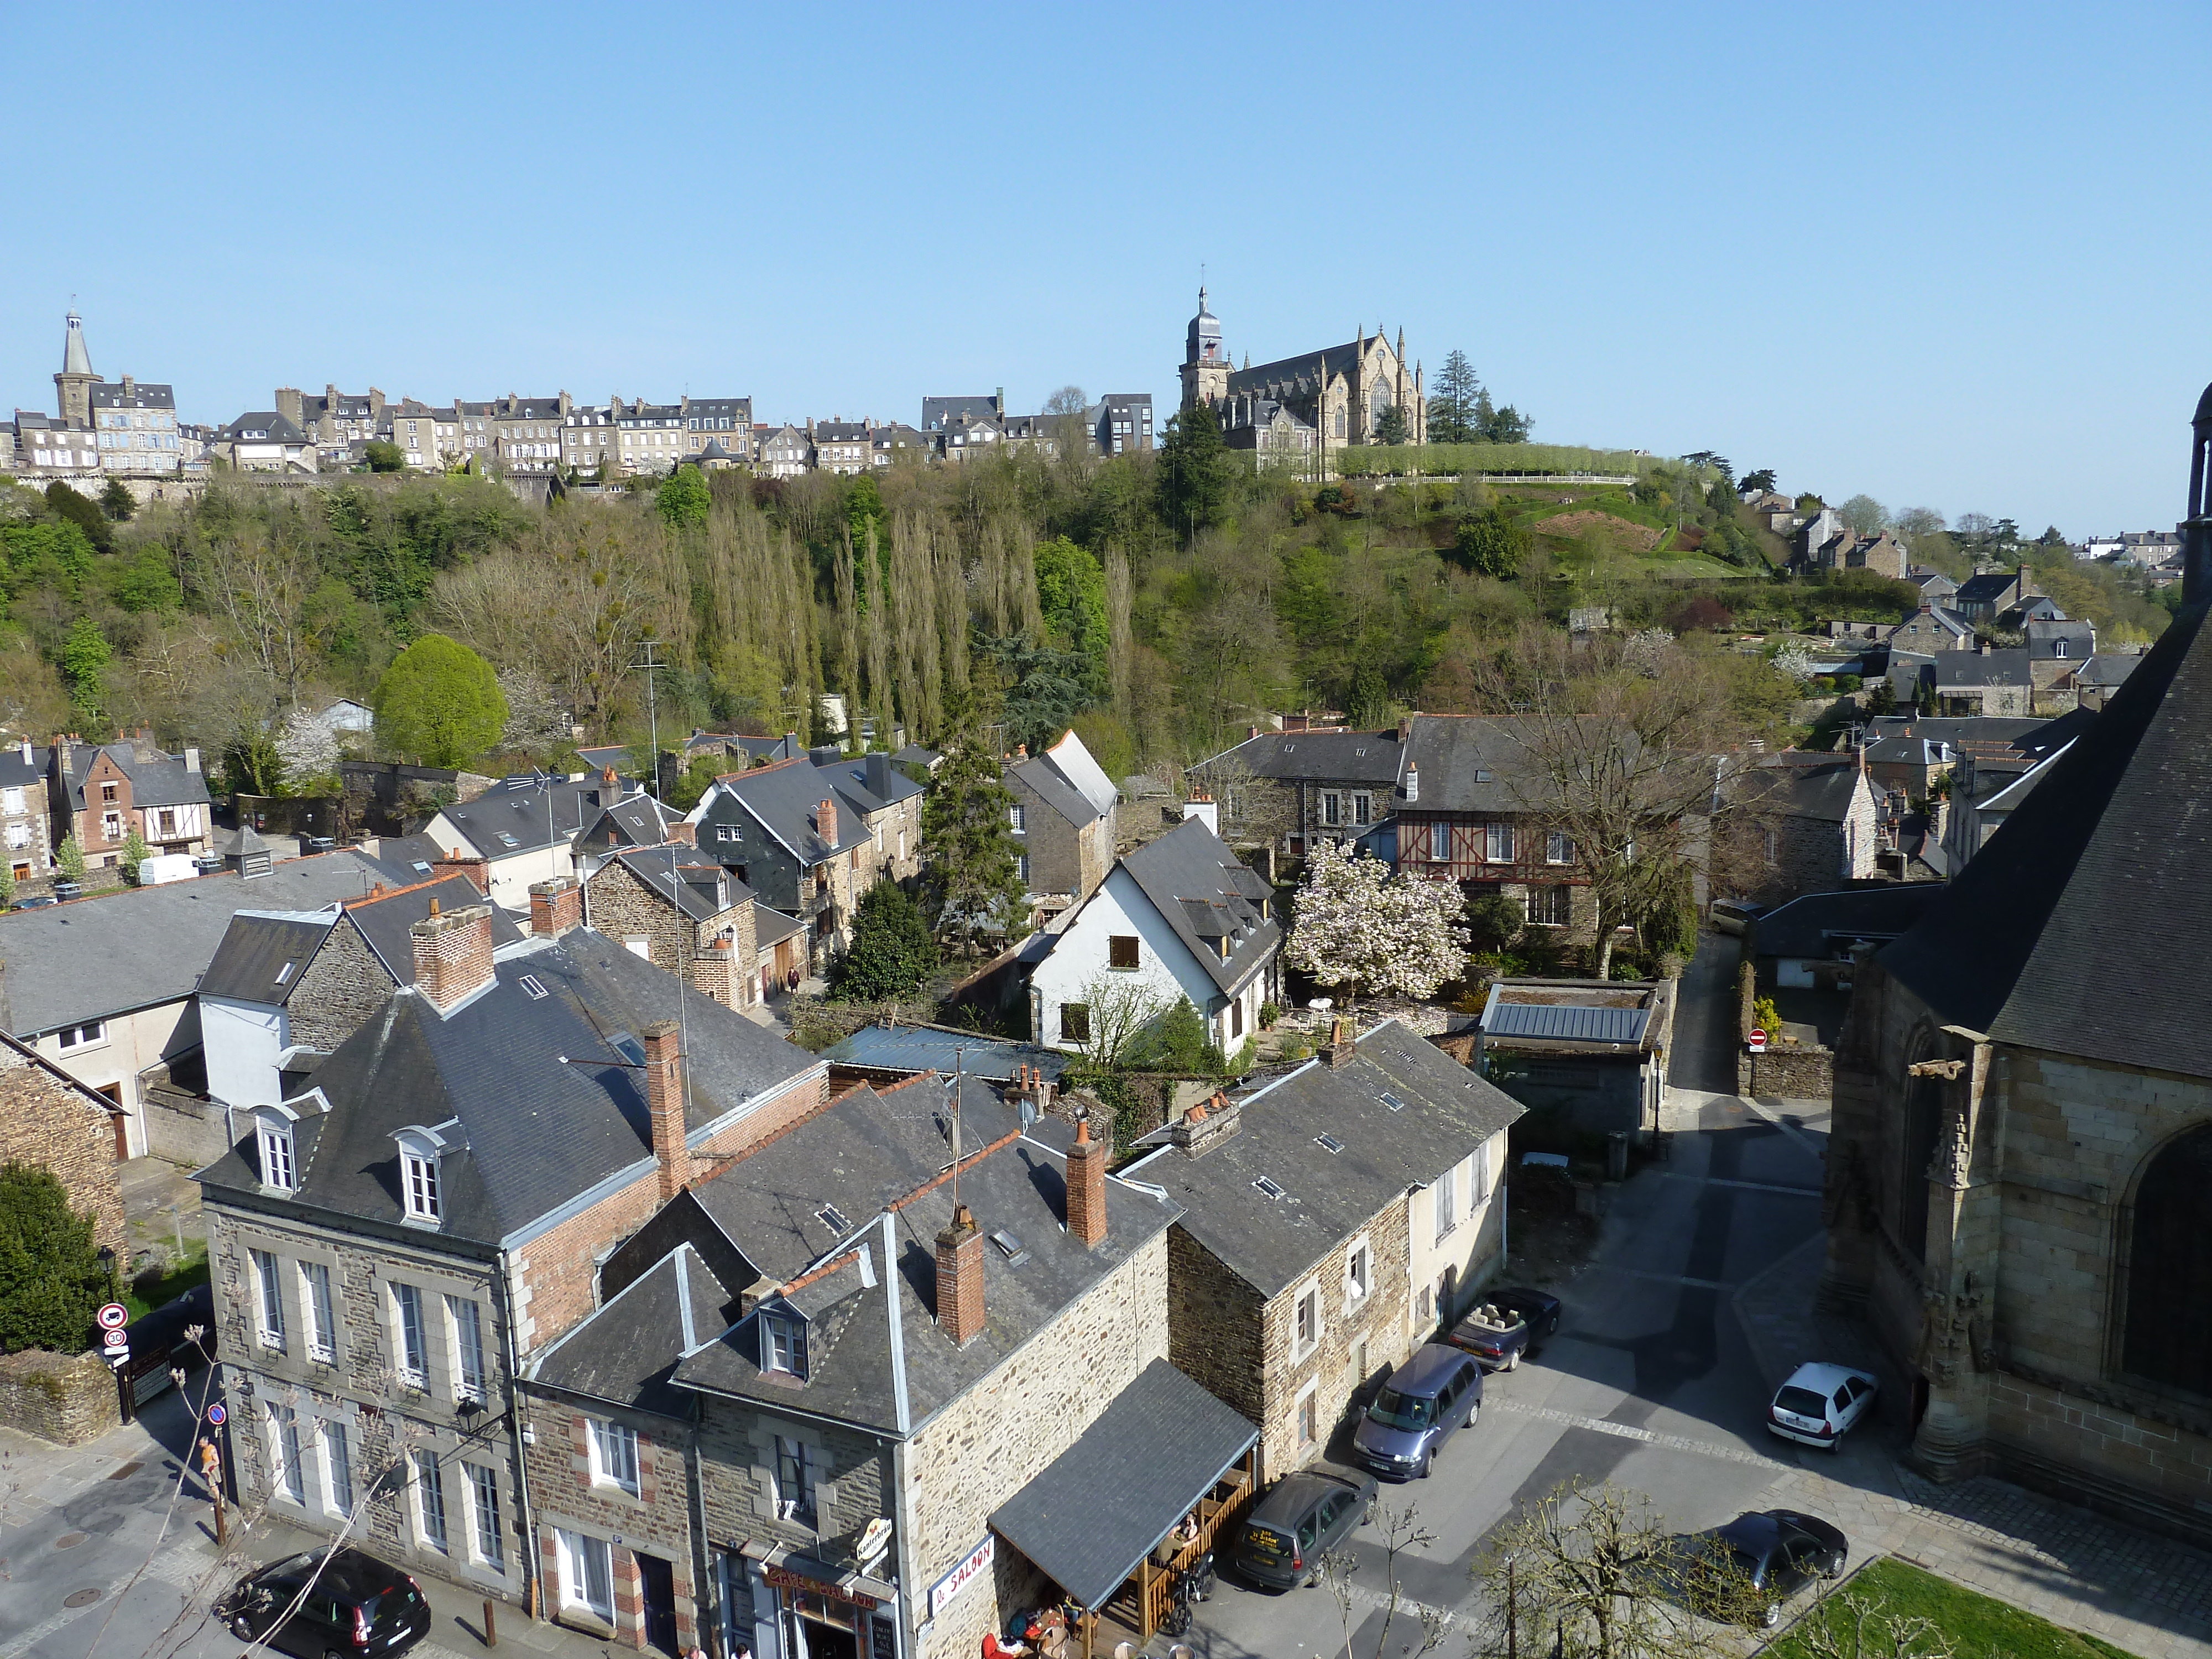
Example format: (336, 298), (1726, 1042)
(1481, 1002), (1650, 1044)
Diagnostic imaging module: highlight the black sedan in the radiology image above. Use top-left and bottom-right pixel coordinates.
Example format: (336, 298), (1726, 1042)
(215, 1548), (431, 1657)
(1228, 1464), (1378, 1590)
(1443, 1287), (1562, 1371)
(1668, 1510), (1848, 1629)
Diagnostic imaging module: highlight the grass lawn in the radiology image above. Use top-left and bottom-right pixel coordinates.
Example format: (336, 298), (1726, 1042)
(1770, 1559), (2141, 1659)
(124, 1238), (211, 1319)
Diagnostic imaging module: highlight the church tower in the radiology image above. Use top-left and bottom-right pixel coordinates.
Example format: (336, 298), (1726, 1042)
(54, 310), (96, 430)
(1180, 288), (1229, 410)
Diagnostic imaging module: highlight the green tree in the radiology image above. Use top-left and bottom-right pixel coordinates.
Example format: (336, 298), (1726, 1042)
(1739, 468), (1777, 495)
(827, 882), (941, 1000)
(1427, 350), (1482, 445)
(363, 440), (405, 472)
(43, 482), (113, 553)
(666, 754), (722, 813)
(59, 618), (110, 720)
(1157, 400), (1237, 538)
(55, 834), (86, 884)
(119, 829), (149, 885)
(1840, 494), (1889, 535)
(1033, 536), (1110, 679)
(0, 1163), (118, 1353)
(1481, 400), (1533, 444)
(919, 685), (1029, 952)
(1449, 508), (1532, 579)
(0, 861), (15, 906)
(98, 477), (136, 522)
(1374, 403), (1410, 446)
(656, 466), (711, 530)
(1135, 996), (1227, 1077)
(372, 633), (509, 766)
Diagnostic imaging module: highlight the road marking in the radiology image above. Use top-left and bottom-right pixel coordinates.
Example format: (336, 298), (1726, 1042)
(1484, 1397), (1795, 1471)
(1652, 1172), (1824, 1198)
(1327, 1576), (1461, 1629)
(1591, 1266), (1733, 1290)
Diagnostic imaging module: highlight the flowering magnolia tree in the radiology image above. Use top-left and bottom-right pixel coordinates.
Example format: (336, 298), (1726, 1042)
(1285, 838), (1468, 1006)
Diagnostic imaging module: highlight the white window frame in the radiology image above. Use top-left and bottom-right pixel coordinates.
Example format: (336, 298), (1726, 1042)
(401, 1149), (441, 1223)
(448, 1295), (487, 1404)
(1290, 1277), (1322, 1363)
(1434, 1162), (1460, 1245)
(268, 1402), (305, 1505)
(1486, 822), (1514, 864)
(414, 1449), (448, 1554)
(252, 1248), (286, 1351)
(257, 1119), (295, 1191)
(1352, 792), (1372, 826)
(1008, 803), (1026, 834)
(774, 1434), (818, 1526)
(1321, 792), (1341, 827)
(392, 1281), (429, 1388)
(557, 1529), (614, 1620)
(466, 1462), (503, 1567)
(55, 1021), (106, 1052)
(322, 1420), (353, 1517)
(588, 1417), (640, 1496)
(1546, 831), (1572, 865)
(301, 1260), (336, 1361)
(1344, 1237), (1373, 1309)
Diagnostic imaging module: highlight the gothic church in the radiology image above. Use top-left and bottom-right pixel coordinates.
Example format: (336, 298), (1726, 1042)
(1178, 289), (1425, 460)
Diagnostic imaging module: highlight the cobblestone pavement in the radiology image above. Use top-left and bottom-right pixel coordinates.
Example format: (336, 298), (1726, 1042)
(1735, 1227), (2212, 1659)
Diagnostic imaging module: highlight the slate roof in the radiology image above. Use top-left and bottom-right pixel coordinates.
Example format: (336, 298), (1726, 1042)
(670, 1080), (1180, 1434)
(436, 774), (601, 861)
(528, 1244), (732, 1419)
(1481, 1001), (1648, 1044)
(2076, 654), (2144, 688)
(1128, 1021), (1522, 1298)
(820, 1024), (1074, 1085)
(576, 792), (679, 854)
(813, 752), (924, 816)
(1405, 715), (1561, 813)
(222, 412), (310, 443)
(990, 1359), (1259, 1611)
(1749, 885), (1946, 963)
(2026, 620), (2096, 660)
(1118, 818), (1278, 995)
(199, 911), (340, 1005)
(0, 852), (390, 1036)
(1729, 753), (1866, 823)
(1860, 716), (2055, 760)
(0, 743), (46, 796)
(696, 759), (871, 865)
(357, 833), (448, 885)
(56, 742), (213, 812)
(344, 875), (525, 982)
(608, 847), (754, 921)
(1957, 570), (2030, 606)
(90, 382), (176, 413)
(1209, 727), (1405, 786)
(1009, 751), (1098, 830)
(1928, 650), (2032, 688)
(194, 928), (826, 1244)
(1879, 601), (2212, 1078)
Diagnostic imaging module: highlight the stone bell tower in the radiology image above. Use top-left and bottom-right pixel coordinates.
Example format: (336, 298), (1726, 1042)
(1180, 287), (1229, 411)
(55, 310), (96, 430)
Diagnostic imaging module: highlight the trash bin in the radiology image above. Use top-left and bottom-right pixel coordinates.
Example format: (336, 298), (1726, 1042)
(1605, 1131), (1629, 1182)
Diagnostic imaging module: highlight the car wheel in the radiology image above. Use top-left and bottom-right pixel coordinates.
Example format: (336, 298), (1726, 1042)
(1504, 1349), (1520, 1373)
(232, 1619), (254, 1641)
(1824, 1551), (1846, 1578)
(1417, 1449), (1434, 1479)
(1762, 1603), (1782, 1630)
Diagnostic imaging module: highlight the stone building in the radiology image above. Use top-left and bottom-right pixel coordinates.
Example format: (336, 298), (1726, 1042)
(1177, 289), (1424, 460)
(0, 1029), (128, 1254)
(195, 905), (828, 1607)
(1715, 750), (1879, 910)
(583, 849), (766, 1010)
(491, 393), (571, 477)
(1004, 728), (1119, 922)
(1125, 1020), (1521, 1479)
(1822, 388), (2212, 1546)
(9, 312), (181, 481)
(1, 738), (53, 883)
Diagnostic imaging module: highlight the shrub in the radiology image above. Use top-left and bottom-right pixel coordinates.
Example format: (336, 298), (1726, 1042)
(1258, 1000), (1280, 1030)
(1136, 996), (1227, 1077)
(0, 1164), (118, 1353)
(827, 883), (940, 1001)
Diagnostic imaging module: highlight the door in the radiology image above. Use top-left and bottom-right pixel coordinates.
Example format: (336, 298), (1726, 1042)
(99, 1083), (127, 1159)
(637, 1553), (679, 1656)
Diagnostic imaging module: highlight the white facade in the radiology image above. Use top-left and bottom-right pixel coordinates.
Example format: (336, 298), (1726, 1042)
(422, 809), (576, 914)
(1027, 864), (1274, 1053)
(202, 996), (290, 1112)
(1404, 1134), (1506, 1333)
(33, 998), (199, 1159)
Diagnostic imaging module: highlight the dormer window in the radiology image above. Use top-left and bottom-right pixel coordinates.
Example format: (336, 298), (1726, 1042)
(259, 1118), (296, 1191)
(759, 1308), (808, 1379)
(395, 1125), (455, 1224)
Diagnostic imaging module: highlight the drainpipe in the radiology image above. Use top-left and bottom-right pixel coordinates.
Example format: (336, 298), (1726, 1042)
(493, 1251), (540, 1620)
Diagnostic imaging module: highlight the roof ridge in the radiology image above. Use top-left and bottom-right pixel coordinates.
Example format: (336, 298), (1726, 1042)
(691, 1081), (850, 1186)
(775, 1248), (862, 1298)
(345, 873), (461, 910)
(719, 755), (809, 780)
(888, 1126), (1024, 1212)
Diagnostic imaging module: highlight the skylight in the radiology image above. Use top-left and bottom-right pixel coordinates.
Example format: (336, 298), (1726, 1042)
(817, 1203), (852, 1233)
(1380, 1092), (1408, 1112)
(989, 1228), (1030, 1265)
(1252, 1176), (1288, 1200)
(1314, 1133), (1345, 1154)
(411, 861), (433, 875)
(519, 975), (547, 1000)
(497, 832), (519, 847)
(611, 1032), (646, 1067)
(274, 961), (295, 985)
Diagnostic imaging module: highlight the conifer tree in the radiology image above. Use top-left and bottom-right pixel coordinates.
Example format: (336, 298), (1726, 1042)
(919, 682), (1029, 953)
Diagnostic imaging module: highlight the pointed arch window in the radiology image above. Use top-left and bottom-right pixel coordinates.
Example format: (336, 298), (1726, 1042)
(2122, 1125), (2212, 1395)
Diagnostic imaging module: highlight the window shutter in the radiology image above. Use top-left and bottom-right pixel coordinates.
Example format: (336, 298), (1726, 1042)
(791, 1317), (809, 1379)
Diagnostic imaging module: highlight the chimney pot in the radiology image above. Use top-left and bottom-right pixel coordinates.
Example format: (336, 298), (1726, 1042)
(529, 876), (583, 938)
(644, 1019), (689, 1202)
(1325, 1017), (1358, 1068)
(935, 1203), (985, 1343)
(1067, 1111), (1109, 1248)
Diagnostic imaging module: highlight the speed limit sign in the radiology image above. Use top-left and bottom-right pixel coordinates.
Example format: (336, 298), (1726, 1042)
(97, 1303), (128, 1332)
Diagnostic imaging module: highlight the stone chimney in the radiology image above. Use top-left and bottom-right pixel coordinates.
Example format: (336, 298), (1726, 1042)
(691, 937), (738, 1009)
(1066, 1113), (1108, 1249)
(529, 876), (582, 937)
(432, 851), (491, 894)
(643, 1019), (689, 1203)
(1168, 1090), (1243, 1157)
(936, 1203), (985, 1344)
(865, 750), (891, 800)
(815, 797), (838, 848)
(1397, 713), (1414, 742)
(1324, 1016), (1359, 1068)
(409, 900), (495, 1013)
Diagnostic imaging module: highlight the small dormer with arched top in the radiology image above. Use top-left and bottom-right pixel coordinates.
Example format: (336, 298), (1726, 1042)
(393, 1118), (467, 1226)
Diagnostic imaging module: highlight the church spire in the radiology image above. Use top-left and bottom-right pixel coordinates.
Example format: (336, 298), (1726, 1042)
(61, 310), (91, 378)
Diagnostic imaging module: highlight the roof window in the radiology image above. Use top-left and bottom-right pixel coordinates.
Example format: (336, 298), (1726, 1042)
(990, 1228), (1031, 1265)
(497, 832), (519, 848)
(816, 1203), (852, 1233)
(1252, 1176), (1288, 1201)
(519, 974), (547, 1000)
(609, 1031), (646, 1068)
(1380, 1091), (1408, 1112)
(274, 961), (295, 986)
(1314, 1133), (1345, 1155)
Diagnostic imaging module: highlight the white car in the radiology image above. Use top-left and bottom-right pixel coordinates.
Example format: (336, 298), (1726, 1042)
(1767, 1362), (1878, 1449)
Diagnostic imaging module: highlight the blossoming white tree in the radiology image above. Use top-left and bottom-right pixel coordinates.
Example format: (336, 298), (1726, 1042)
(274, 706), (340, 791)
(1285, 839), (1468, 1006)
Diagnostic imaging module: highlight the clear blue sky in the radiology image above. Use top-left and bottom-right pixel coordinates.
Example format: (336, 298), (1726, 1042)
(6, 5), (2207, 537)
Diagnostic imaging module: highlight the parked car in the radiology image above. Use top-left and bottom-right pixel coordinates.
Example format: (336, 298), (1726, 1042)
(1350, 1343), (1484, 1481)
(214, 1548), (431, 1657)
(1228, 1465), (1378, 1590)
(1670, 1510), (1848, 1628)
(1443, 1287), (1562, 1370)
(12, 895), (58, 909)
(1767, 1361), (1879, 1449)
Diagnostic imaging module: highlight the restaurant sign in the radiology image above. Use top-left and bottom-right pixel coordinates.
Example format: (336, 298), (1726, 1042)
(763, 1564), (878, 1610)
(929, 1533), (994, 1619)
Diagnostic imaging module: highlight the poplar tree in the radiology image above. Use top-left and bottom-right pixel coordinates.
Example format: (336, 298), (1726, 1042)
(918, 684), (1029, 953)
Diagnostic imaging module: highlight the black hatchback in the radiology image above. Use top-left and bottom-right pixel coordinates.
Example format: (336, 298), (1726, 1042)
(1671, 1510), (1849, 1629)
(215, 1548), (431, 1657)
(1229, 1465), (1378, 1590)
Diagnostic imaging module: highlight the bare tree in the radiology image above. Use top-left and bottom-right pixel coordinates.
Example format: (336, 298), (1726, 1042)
(1187, 752), (1298, 848)
(1475, 627), (1741, 977)
(1073, 970), (1171, 1068)
(1322, 1496), (1447, 1659)
(1791, 1584), (1957, 1659)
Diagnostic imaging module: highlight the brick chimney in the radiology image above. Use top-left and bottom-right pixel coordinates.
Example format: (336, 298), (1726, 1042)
(1066, 1114), (1108, 1249)
(409, 900), (496, 1013)
(691, 937), (738, 1009)
(936, 1203), (985, 1344)
(1324, 1016), (1358, 1068)
(643, 1019), (689, 1202)
(432, 850), (491, 894)
(529, 876), (582, 937)
(815, 797), (838, 848)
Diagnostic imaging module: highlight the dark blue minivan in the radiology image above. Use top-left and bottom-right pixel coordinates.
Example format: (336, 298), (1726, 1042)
(1350, 1343), (1484, 1480)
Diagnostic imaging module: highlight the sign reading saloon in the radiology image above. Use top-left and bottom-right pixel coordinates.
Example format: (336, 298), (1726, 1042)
(929, 1534), (994, 1619)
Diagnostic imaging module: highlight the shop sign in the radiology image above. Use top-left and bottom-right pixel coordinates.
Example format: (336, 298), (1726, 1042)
(929, 1533), (994, 1618)
(765, 1564), (878, 1610)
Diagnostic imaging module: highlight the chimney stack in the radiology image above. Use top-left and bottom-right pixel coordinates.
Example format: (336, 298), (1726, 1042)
(936, 1203), (985, 1344)
(409, 902), (496, 1013)
(1404, 761), (1420, 804)
(643, 1019), (689, 1202)
(432, 851), (491, 894)
(529, 876), (582, 938)
(815, 797), (838, 847)
(691, 937), (739, 1009)
(1066, 1114), (1108, 1249)
(1324, 1016), (1358, 1068)
(184, 745), (200, 773)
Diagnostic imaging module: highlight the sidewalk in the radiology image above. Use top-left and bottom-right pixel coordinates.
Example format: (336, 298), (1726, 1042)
(1734, 1230), (2212, 1659)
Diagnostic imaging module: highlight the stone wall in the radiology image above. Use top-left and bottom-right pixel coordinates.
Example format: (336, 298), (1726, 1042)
(902, 1231), (1170, 1659)
(582, 859), (759, 1009)
(0, 1349), (119, 1444)
(0, 1042), (126, 1256)
(288, 918), (398, 1055)
(1167, 1227), (1267, 1427)
(1746, 1046), (1834, 1100)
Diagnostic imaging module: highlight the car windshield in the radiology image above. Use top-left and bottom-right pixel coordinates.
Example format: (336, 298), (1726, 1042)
(1368, 1389), (1437, 1431)
(1775, 1386), (1829, 1418)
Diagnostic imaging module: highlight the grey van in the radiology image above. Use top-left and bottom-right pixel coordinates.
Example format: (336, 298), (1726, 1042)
(1350, 1343), (1484, 1480)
